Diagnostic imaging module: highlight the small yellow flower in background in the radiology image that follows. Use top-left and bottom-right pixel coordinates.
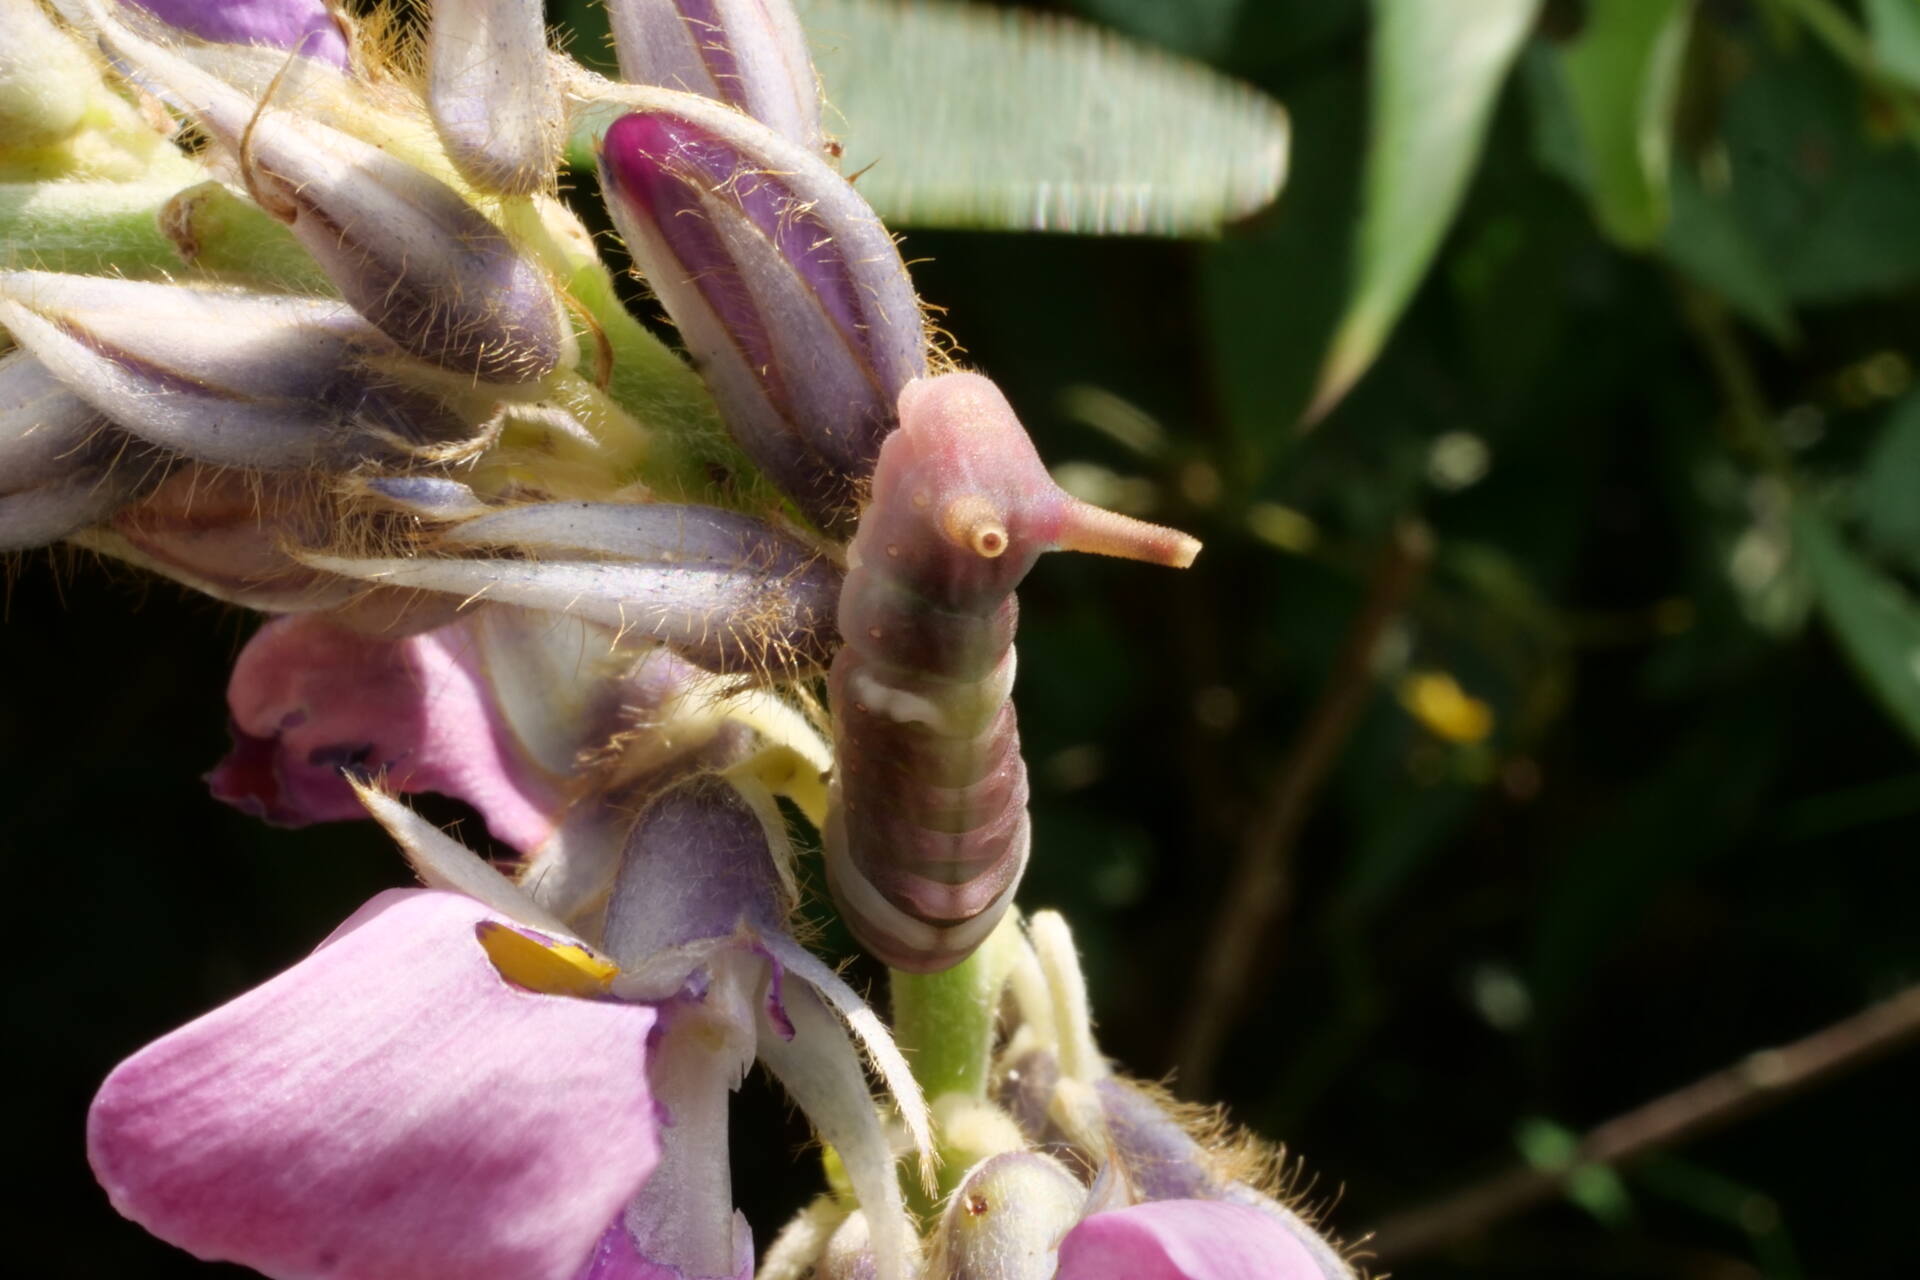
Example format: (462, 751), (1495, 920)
(1398, 669), (1495, 745)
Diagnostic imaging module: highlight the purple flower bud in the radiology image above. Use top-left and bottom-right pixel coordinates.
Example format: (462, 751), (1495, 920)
(932, 1151), (1087, 1280)
(94, 13), (566, 381)
(124, 0), (350, 69)
(606, 0), (823, 152)
(604, 775), (790, 960)
(305, 500), (844, 675)
(427, 0), (563, 195)
(0, 270), (475, 468)
(598, 101), (925, 533)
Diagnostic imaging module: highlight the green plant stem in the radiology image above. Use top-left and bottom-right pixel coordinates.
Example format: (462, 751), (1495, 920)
(889, 954), (1000, 1103)
(0, 180), (191, 278)
(889, 920), (1023, 1211)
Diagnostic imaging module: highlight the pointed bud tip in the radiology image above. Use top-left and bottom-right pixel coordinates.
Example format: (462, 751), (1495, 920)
(1055, 498), (1201, 569)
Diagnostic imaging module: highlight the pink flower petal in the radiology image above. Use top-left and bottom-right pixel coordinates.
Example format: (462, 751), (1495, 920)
(575, 1216), (752, 1280)
(89, 890), (660, 1280)
(1056, 1201), (1326, 1280)
(209, 613), (564, 851)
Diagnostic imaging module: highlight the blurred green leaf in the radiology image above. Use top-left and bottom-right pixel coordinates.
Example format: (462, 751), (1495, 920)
(1515, 1117), (1633, 1224)
(1796, 509), (1920, 749)
(1554, 0), (1693, 248)
(1661, 166), (1798, 344)
(795, 0), (1288, 234)
(1861, 391), (1920, 567)
(1309, 0), (1540, 420)
(1068, 0), (1243, 62)
(1717, 35), (1920, 303)
(1864, 0), (1920, 91)
(1203, 67), (1365, 449)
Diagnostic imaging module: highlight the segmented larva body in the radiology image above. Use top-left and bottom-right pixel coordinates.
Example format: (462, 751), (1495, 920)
(825, 373), (1200, 972)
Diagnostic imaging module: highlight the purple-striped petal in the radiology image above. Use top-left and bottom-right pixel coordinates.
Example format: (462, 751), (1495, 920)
(1055, 1201), (1323, 1280)
(126, 0), (350, 69)
(598, 102), (924, 532)
(606, 0), (822, 151)
(88, 889), (660, 1280)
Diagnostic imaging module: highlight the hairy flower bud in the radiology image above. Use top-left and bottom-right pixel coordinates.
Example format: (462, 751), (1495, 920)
(124, 0), (351, 69)
(816, 1211), (877, 1280)
(0, 271), (474, 468)
(932, 1152), (1087, 1280)
(305, 499), (843, 675)
(1, 0), (100, 148)
(606, 0), (823, 152)
(103, 466), (364, 611)
(0, 351), (149, 548)
(427, 0), (563, 195)
(1090, 1079), (1357, 1280)
(93, 11), (567, 382)
(598, 99), (925, 533)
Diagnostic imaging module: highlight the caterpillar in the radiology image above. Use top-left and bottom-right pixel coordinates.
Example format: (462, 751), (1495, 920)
(824, 373), (1200, 972)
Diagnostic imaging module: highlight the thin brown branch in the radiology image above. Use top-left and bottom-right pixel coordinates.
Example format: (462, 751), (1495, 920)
(1174, 520), (1433, 1096)
(1367, 982), (1920, 1262)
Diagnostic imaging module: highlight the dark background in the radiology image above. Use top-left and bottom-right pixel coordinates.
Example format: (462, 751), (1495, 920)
(7, 1), (1918, 1276)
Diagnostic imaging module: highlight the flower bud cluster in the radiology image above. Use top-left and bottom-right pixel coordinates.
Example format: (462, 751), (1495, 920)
(772, 911), (1363, 1280)
(11, 2), (1345, 1277)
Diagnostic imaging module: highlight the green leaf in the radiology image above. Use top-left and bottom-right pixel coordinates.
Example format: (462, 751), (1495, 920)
(1554, 0), (1693, 248)
(1715, 35), (1920, 304)
(1861, 391), (1920, 565)
(1308, 0), (1541, 421)
(1202, 66), (1366, 448)
(1661, 165), (1797, 344)
(793, 0), (1288, 234)
(1865, 0), (1920, 91)
(1796, 508), (1920, 749)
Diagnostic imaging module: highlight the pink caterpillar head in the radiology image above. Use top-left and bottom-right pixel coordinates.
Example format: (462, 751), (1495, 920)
(858, 373), (1199, 610)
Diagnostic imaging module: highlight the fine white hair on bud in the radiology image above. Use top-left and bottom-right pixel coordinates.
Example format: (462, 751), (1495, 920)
(0, 0), (101, 147)
(606, 0), (824, 153)
(89, 5), (568, 383)
(0, 270), (477, 470)
(932, 1151), (1088, 1280)
(427, 0), (564, 195)
(597, 96), (925, 532)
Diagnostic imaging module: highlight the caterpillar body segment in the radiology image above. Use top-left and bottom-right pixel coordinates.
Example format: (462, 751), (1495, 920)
(825, 373), (1200, 972)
